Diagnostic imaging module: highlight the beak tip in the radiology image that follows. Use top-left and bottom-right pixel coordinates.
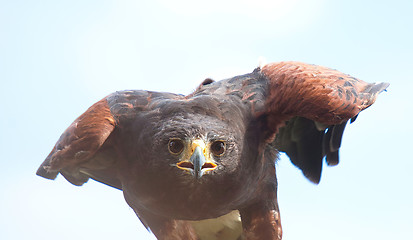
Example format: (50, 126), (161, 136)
(191, 146), (206, 178)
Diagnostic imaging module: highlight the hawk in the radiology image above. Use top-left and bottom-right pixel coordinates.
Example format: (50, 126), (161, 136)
(37, 62), (388, 240)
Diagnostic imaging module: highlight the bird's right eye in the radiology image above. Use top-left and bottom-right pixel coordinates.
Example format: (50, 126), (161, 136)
(168, 139), (184, 155)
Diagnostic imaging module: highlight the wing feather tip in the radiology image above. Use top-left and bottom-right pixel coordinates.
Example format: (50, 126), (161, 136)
(376, 82), (390, 93)
(304, 171), (321, 184)
(36, 164), (59, 180)
(369, 82), (390, 95)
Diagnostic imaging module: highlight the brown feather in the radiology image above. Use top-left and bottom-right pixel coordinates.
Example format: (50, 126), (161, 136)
(264, 62), (388, 183)
(261, 61), (389, 126)
(36, 98), (117, 186)
(36, 61), (388, 240)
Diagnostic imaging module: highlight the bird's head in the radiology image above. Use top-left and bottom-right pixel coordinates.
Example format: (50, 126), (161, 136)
(128, 96), (246, 183)
(118, 96), (258, 218)
(149, 115), (243, 183)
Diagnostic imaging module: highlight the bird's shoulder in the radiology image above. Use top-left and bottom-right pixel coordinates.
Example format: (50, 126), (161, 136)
(187, 69), (269, 115)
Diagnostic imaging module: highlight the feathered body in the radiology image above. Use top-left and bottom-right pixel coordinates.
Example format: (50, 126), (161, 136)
(37, 62), (388, 239)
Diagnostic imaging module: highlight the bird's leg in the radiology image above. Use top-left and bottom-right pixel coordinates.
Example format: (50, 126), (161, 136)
(239, 200), (282, 240)
(137, 211), (199, 240)
(123, 190), (199, 240)
(151, 219), (199, 240)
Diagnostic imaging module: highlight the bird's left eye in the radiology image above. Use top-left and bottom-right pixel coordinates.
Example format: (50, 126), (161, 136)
(210, 140), (226, 156)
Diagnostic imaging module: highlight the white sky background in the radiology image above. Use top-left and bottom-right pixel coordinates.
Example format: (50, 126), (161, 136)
(1, 0), (412, 239)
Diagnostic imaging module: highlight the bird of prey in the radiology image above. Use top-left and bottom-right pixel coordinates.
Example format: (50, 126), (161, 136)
(37, 61), (388, 240)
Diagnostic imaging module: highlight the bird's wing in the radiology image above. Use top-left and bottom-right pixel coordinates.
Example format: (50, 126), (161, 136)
(259, 62), (389, 183)
(190, 61), (388, 183)
(36, 90), (181, 189)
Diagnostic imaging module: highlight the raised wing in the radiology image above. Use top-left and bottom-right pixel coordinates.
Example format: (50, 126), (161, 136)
(260, 62), (389, 183)
(36, 98), (119, 187)
(36, 90), (182, 189)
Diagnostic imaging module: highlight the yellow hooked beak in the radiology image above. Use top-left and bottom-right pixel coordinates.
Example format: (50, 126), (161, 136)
(176, 139), (217, 179)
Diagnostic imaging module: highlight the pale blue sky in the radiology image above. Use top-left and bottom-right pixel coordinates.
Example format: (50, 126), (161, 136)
(1, 0), (412, 239)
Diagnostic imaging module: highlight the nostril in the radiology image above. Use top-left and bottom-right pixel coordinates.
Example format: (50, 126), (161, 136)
(177, 161), (194, 169)
(201, 162), (217, 169)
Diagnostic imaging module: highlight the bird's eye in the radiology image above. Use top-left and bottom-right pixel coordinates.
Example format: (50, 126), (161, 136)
(210, 141), (226, 156)
(168, 139), (184, 155)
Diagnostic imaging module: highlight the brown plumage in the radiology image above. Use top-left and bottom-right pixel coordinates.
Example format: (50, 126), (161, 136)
(37, 61), (388, 240)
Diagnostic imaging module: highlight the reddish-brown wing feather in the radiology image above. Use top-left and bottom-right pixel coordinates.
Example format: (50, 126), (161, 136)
(36, 98), (116, 186)
(261, 62), (389, 183)
(36, 90), (182, 188)
(261, 61), (389, 127)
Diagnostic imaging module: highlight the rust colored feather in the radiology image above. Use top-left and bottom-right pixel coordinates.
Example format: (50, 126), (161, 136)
(240, 203), (282, 240)
(263, 62), (389, 183)
(36, 98), (116, 182)
(261, 62), (389, 127)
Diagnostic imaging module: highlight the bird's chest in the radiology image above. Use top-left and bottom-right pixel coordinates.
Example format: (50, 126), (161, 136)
(120, 168), (260, 220)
